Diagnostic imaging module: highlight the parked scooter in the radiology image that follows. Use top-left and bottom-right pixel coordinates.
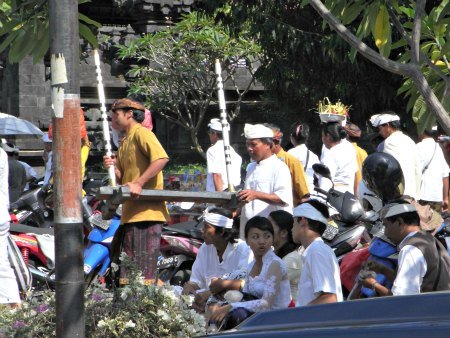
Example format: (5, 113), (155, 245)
(10, 185), (54, 228)
(157, 216), (204, 285)
(312, 164), (371, 261)
(83, 210), (121, 287)
(9, 223), (56, 290)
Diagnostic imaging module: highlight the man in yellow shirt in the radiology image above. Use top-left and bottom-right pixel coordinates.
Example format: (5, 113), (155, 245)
(103, 98), (170, 285)
(344, 122), (368, 194)
(265, 124), (309, 206)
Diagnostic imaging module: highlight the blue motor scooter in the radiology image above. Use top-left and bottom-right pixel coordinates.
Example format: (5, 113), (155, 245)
(83, 212), (121, 286)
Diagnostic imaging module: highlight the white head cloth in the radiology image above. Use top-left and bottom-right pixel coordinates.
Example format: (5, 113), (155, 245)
(370, 114), (400, 127)
(42, 132), (52, 143)
(208, 118), (222, 132)
(293, 202), (328, 225)
(379, 202), (416, 219)
(203, 209), (234, 229)
(244, 124), (274, 139)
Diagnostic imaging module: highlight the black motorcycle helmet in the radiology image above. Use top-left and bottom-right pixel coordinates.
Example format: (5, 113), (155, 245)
(362, 152), (404, 202)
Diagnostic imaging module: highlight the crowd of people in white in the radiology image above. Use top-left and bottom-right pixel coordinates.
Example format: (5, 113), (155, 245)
(183, 113), (450, 329)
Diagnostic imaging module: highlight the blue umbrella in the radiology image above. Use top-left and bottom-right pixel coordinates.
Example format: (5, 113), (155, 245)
(0, 113), (43, 136)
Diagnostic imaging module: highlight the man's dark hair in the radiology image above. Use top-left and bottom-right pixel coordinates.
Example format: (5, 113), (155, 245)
(303, 200), (329, 236)
(378, 110), (401, 130)
(208, 207), (238, 243)
(388, 120), (401, 130)
(244, 216), (274, 239)
(259, 137), (274, 147)
(269, 210), (294, 242)
(132, 109), (145, 123)
(290, 121), (310, 145)
(209, 128), (223, 139)
(423, 128), (438, 139)
(322, 122), (347, 142)
(384, 199), (420, 226)
(263, 123), (282, 145)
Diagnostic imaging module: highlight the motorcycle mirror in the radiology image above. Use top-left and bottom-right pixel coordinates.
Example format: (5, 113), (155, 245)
(312, 163), (332, 181)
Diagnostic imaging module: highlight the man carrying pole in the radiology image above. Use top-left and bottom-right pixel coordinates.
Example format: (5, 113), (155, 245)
(206, 118), (242, 192)
(214, 60), (239, 192)
(103, 98), (170, 285)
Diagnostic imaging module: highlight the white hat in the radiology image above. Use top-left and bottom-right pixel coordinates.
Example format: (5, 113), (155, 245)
(370, 114), (400, 127)
(208, 118), (222, 132)
(293, 202), (328, 225)
(244, 123), (274, 139)
(42, 132), (52, 143)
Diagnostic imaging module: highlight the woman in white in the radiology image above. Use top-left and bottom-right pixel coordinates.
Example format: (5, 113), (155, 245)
(320, 122), (358, 194)
(182, 207), (252, 312)
(288, 121), (320, 193)
(269, 210), (302, 301)
(209, 216), (291, 329)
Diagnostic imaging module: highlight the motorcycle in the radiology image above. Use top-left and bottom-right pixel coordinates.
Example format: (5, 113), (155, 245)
(83, 211), (121, 287)
(157, 216), (204, 286)
(10, 185), (54, 228)
(9, 223), (56, 290)
(312, 164), (372, 261)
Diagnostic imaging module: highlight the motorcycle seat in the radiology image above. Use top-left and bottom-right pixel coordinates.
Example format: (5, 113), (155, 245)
(10, 223), (54, 236)
(163, 220), (203, 240)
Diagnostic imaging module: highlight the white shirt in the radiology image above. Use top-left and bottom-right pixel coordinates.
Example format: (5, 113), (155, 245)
(383, 131), (421, 199)
(283, 248), (302, 301)
(0, 148), (10, 228)
(297, 237), (343, 306)
(392, 232), (427, 296)
(43, 151), (53, 185)
(206, 140), (242, 192)
(287, 144), (320, 194)
(416, 138), (449, 202)
(240, 155), (293, 239)
(231, 249), (291, 312)
(189, 240), (252, 290)
(320, 139), (357, 194)
(18, 160), (38, 191)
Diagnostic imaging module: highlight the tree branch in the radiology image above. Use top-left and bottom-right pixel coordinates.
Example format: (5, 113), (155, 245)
(410, 67), (450, 134)
(385, 0), (450, 87)
(411, 0), (426, 64)
(308, 0), (413, 76)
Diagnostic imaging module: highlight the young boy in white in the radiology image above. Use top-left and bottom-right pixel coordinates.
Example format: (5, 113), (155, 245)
(291, 201), (343, 306)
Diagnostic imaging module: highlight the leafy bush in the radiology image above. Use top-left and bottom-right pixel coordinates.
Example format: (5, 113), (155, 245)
(0, 254), (206, 338)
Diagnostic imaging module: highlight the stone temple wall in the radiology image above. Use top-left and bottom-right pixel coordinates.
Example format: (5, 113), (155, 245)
(0, 0), (264, 166)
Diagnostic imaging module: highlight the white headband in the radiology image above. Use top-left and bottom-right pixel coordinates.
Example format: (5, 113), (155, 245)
(370, 114), (400, 127)
(379, 203), (416, 219)
(208, 118), (222, 132)
(293, 203), (328, 225)
(244, 123), (274, 139)
(203, 210), (234, 229)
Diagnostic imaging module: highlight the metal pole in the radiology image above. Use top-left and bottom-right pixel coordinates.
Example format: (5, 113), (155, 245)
(49, 0), (85, 337)
(93, 49), (116, 187)
(214, 59), (235, 192)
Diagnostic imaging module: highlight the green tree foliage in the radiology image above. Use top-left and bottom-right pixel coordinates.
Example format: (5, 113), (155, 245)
(202, 0), (406, 142)
(306, 0), (450, 134)
(0, 0), (100, 63)
(116, 11), (261, 158)
(204, 0), (449, 136)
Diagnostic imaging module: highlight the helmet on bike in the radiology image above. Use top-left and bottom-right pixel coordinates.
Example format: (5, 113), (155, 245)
(362, 152), (404, 202)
